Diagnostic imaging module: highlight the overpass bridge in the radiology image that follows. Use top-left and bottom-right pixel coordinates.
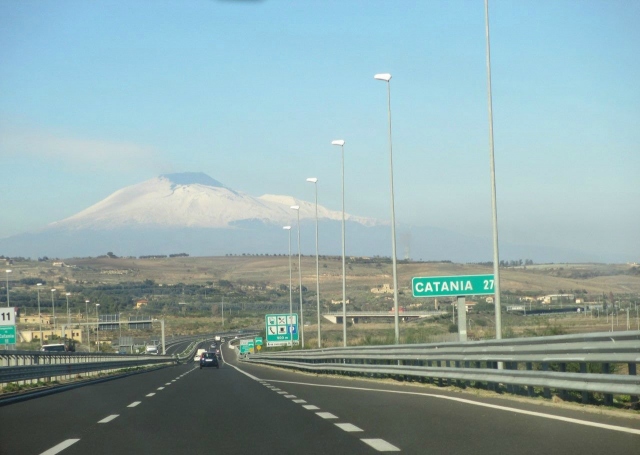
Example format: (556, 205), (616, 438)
(322, 310), (447, 324)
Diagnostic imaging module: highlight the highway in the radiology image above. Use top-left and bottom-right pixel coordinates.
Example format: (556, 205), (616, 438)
(1, 341), (638, 454)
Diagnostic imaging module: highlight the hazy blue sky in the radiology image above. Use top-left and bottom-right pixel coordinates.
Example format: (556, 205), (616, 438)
(1, 0), (638, 261)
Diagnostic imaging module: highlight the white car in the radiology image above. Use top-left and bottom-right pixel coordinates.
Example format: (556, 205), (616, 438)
(194, 348), (207, 362)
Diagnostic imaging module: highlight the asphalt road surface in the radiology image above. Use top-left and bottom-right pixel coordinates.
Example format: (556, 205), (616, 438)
(1, 342), (638, 454)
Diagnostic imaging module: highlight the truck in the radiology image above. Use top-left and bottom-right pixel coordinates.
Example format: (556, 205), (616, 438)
(145, 345), (159, 355)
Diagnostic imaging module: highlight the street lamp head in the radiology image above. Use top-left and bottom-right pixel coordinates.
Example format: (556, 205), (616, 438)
(374, 73), (392, 81)
(290, 205), (300, 210)
(51, 289), (56, 293)
(85, 300), (90, 303)
(37, 283), (42, 287)
(96, 303), (100, 307)
(5, 270), (11, 273)
(306, 177), (318, 183)
(331, 140), (345, 146)
(283, 226), (292, 230)
(66, 292), (71, 296)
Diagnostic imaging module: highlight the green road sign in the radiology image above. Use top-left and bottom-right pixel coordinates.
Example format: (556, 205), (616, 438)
(239, 344), (250, 354)
(255, 337), (263, 346)
(0, 326), (16, 344)
(265, 313), (299, 347)
(412, 274), (495, 298)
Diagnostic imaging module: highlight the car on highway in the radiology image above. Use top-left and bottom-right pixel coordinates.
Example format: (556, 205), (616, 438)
(199, 352), (219, 369)
(194, 348), (207, 362)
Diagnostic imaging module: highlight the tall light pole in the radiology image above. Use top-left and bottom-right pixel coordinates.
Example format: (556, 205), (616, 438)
(331, 139), (348, 347)
(85, 300), (90, 352)
(291, 205), (304, 348)
(307, 177), (322, 348)
(95, 303), (100, 352)
(221, 296), (225, 327)
(51, 289), (57, 333)
(282, 226), (293, 346)
(5, 270), (11, 307)
(37, 283), (43, 345)
(65, 292), (71, 336)
(484, 0), (503, 339)
(374, 72), (400, 345)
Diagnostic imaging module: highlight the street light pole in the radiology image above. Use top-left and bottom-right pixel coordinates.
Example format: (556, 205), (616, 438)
(331, 139), (348, 347)
(283, 226), (293, 317)
(5, 270), (11, 307)
(95, 303), (100, 352)
(307, 177), (321, 348)
(65, 292), (71, 338)
(374, 73), (400, 345)
(291, 205), (304, 348)
(85, 300), (90, 352)
(484, 0), (503, 340)
(37, 283), (43, 345)
(51, 289), (57, 333)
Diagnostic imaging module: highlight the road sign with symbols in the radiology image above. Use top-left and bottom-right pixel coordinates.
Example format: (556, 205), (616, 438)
(412, 274), (495, 298)
(265, 313), (299, 347)
(0, 326), (16, 344)
(255, 337), (263, 346)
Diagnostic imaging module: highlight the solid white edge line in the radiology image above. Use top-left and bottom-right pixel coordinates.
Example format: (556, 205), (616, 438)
(98, 414), (119, 423)
(361, 438), (401, 452)
(266, 379), (640, 436)
(127, 401), (141, 408)
(39, 439), (80, 455)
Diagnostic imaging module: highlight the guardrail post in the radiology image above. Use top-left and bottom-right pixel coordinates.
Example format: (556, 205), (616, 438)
(526, 362), (534, 397)
(628, 362), (638, 409)
(580, 363), (589, 404)
(505, 362), (514, 394)
(559, 363), (568, 401)
(542, 362), (551, 399)
(603, 363), (613, 406)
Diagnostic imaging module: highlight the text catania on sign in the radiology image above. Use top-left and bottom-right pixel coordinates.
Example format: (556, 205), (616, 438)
(412, 274), (495, 298)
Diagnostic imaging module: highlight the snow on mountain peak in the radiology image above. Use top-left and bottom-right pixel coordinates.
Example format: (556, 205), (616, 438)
(48, 174), (382, 231)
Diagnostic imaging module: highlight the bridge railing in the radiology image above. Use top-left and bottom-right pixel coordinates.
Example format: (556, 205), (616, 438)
(240, 330), (640, 406)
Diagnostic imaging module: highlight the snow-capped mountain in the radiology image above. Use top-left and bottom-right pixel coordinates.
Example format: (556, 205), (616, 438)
(50, 173), (380, 230)
(0, 172), (600, 262)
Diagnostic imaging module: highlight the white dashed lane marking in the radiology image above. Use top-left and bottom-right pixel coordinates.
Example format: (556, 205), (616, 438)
(98, 415), (119, 424)
(157, 387), (165, 390)
(285, 395), (296, 398)
(127, 401), (141, 408)
(361, 439), (401, 452)
(335, 423), (363, 432)
(292, 399), (306, 403)
(39, 439), (80, 455)
(316, 412), (338, 419)
(302, 405), (320, 410)
(146, 393), (156, 397)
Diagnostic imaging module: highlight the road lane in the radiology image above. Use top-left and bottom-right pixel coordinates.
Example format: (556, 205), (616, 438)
(225, 343), (640, 455)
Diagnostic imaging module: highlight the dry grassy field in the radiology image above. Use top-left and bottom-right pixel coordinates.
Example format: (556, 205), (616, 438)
(8, 256), (640, 349)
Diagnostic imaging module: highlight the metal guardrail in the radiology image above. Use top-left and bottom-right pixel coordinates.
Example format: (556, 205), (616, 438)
(0, 351), (175, 387)
(241, 330), (640, 404)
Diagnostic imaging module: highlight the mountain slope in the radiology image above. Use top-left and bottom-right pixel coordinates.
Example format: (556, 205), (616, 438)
(50, 173), (380, 231)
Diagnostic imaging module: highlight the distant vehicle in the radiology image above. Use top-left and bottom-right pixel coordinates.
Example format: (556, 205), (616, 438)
(41, 341), (75, 352)
(199, 352), (219, 369)
(214, 335), (221, 342)
(40, 343), (67, 352)
(194, 348), (207, 362)
(145, 345), (159, 355)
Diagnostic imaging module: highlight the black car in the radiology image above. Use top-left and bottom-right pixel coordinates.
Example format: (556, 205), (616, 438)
(199, 352), (219, 369)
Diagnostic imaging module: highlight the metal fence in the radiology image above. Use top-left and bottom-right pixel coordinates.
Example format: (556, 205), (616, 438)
(240, 330), (640, 406)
